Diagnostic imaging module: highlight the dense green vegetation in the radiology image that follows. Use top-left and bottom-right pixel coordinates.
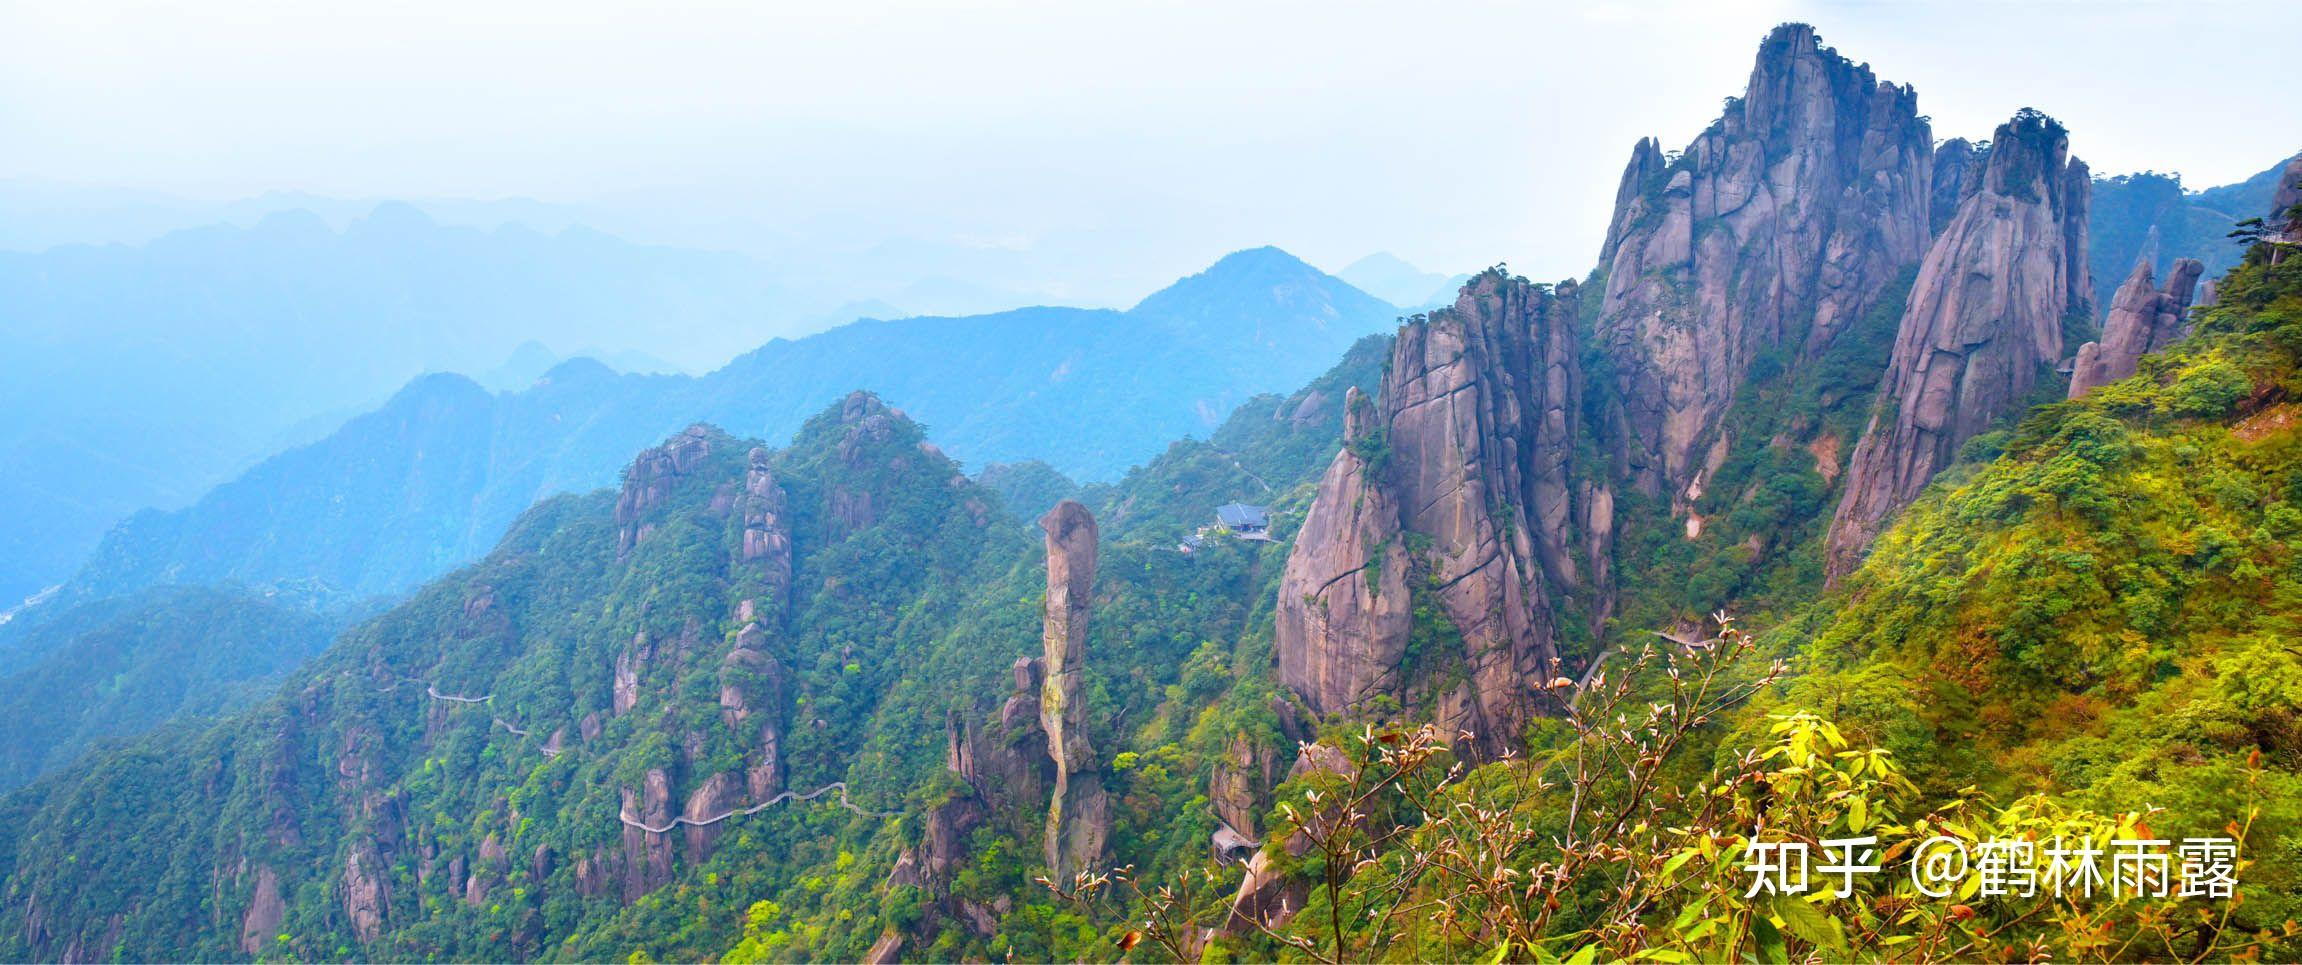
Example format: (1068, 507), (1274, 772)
(1150, 243), (2302, 962)
(0, 586), (337, 792)
(5, 200), (2300, 962)
(1087, 333), (1391, 542)
(1764, 246), (2302, 931)
(0, 316), (1388, 961)
(1608, 267), (1916, 634)
(972, 460), (1082, 522)
(0, 398), (1029, 960)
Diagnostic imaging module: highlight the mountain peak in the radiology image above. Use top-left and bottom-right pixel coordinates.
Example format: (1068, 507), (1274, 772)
(340, 201), (443, 244)
(1173, 245), (1318, 287)
(1337, 252), (1463, 307)
(537, 356), (616, 386)
(386, 371), (491, 408)
(1130, 246), (1394, 322)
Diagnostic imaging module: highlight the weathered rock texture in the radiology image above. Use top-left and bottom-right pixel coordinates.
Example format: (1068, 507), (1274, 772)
(720, 619), (790, 803)
(737, 446), (793, 598)
(891, 663), (1052, 904)
(2069, 258), (2204, 398)
(2273, 153), (2302, 239)
(618, 768), (676, 901)
(615, 425), (715, 555)
(1036, 501), (1107, 884)
(1596, 23), (1933, 507)
(239, 867), (284, 955)
(1209, 732), (1279, 840)
(1276, 273), (1603, 753)
(1273, 387), (1409, 716)
(1826, 110), (2093, 579)
(341, 845), (389, 943)
(1222, 742), (1355, 933)
(1929, 138), (1985, 233)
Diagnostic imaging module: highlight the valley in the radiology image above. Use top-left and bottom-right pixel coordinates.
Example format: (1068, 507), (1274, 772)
(0, 14), (2296, 965)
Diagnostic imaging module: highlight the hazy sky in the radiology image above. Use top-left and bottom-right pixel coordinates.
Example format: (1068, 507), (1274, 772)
(4, 0), (2296, 293)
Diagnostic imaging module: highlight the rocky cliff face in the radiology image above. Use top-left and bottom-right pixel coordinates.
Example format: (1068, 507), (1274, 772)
(1036, 501), (1107, 885)
(1272, 387), (1411, 717)
(1930, 138), (1985, 233)
(1596, 23), (1933, 507)
(2069, 258), (2204, 398)
(890, 660), (1054, 935)
(615, 425), (717, 556)
(1276, 272), (1602, 753)
(2273, 154), (2302, 238)
(604, 425), (809, 872)
(1826, 110), (2093, 579)
(737, 446), (794, 599)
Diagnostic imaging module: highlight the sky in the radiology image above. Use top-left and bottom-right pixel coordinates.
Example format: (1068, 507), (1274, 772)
(2, 0), (2296, 300)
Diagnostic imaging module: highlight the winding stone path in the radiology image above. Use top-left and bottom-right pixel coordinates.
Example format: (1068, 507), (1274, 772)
(425, 684), (493, 704)
(617, 782), (897, 832)
(388, 672), (892, 821)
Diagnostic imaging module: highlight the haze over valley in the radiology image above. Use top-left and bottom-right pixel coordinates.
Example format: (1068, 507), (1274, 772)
(0, 3), (2298, 962)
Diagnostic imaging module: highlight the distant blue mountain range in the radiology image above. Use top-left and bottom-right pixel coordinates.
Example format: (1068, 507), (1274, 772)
(0, 204), (913, 605)
(45, 245), (1398, 608)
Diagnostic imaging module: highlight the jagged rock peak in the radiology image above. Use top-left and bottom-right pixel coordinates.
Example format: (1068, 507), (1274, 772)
(831, 391), (906, 455)
(1600, 137), (1667, 262)
(1036, 500), (1107, 884)
(838, 389), (897, 425)
(737, 447), (794, 604)
(1595, 22), (1933, 506)
(2069, 258), (2204, 398)
(1825, 109), (2093, 581)
(1930, 138), (1985, 233)
(1276, 271), (1601, 755)
(799, 389), (968, 534)
(2273, 153), (2302, 236)
(615, 424), (723, 555)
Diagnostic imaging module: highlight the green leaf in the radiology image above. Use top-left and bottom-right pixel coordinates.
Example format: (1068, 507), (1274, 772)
(1751, 915), (1789, 965)
(1483, 940), (1513, 965)
(1661, 848), (1699, 877)
(1772, 896), (1846, 953)
(1563, 943), (1600, 965)
(1848, 796), (1869, 833)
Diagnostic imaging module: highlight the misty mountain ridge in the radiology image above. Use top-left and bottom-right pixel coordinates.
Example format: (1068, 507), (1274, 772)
(1336, 250), (1471, 308)
(0, 202), (818, 605)
(39, 245), (1397, 612)
(0, 202), (1289, 605)
(2089, 151), (2298, 307)
(2, 14), (2300, 962)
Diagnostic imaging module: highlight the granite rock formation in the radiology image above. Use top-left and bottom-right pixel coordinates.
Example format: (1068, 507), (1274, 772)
(615, 425), (716, 556)
(2069, 258), (2204, 398)
(1929, 138), (1985, 233)
(890, 661), (1053, 903)
(1596, 23), (1933, 508)
(618, 769), (676, 901)
(737, 447), (794, 598)
(1275, 272), (1603, 753)
(1272, 387), (1410, 717)
(1209, 732), (1279, 842)
(1036, 500), (1107, 884)
(1826, 110), (2093, 580)
(2266, 153), (2302, 268)
(2273, 153), (2302, 239)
